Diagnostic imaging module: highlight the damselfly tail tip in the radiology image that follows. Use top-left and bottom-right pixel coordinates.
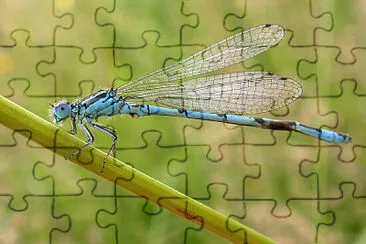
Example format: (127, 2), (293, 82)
(343, 134), (352, 143)
(328, 132), (352, 144)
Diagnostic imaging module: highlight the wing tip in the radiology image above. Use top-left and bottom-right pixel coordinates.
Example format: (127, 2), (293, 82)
(260, 23), (285, 44)
(263, 23), (284, 30)
(284, 76), (303, 102)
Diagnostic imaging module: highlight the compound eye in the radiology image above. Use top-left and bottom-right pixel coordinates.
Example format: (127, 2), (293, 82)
(53, 101), (71, 121)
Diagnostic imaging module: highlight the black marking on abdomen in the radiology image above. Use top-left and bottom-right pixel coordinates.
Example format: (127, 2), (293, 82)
(300, 124), (321, 133)
(254, 118), (296, 130)
(217, 114), (228, 122)
(177, 108), (188, 117)
(299, 124), (321, 138)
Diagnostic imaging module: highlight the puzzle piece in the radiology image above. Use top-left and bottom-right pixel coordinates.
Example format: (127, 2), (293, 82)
(301, 146), (366, 199)
(182, 0), (245, 45)
(312, 0), (366, 62)
(97, 0), (196, 47)
(0, 196), (69, 243)
(37, 48), (131, 96)
(169, 144), (259, 198)
(298, 47), (366, 96)
(0, 30), (55, 95)
(114, 130), (186, 194)
(318, 183), (366, 243)
(242, 199), (333, 243)
(54, 0), (114, 63)
(97, 194), (202, 243)
(52, 179), (115, 243)
(0, 131), (53, 210)
(244, 133), (319, 215)
(0, 0), (72, 45)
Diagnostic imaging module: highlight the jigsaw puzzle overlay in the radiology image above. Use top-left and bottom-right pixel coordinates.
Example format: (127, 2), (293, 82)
(0, 0), (365, 243)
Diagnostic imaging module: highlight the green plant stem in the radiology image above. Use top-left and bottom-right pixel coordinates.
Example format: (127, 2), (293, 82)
(0, 95), (275, 244)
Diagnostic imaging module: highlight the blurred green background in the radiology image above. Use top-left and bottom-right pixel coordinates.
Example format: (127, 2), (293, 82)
(0, 0), (365, 243)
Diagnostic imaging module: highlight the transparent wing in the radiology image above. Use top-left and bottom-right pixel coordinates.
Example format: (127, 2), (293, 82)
(124, 71), (303, 115)
(118, 24), (285, 95)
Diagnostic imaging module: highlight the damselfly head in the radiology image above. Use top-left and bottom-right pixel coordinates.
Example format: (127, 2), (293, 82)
(50, 101), (71, 123)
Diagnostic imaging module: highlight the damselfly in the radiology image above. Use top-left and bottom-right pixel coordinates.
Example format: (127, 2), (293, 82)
(50, 24), (351, 172)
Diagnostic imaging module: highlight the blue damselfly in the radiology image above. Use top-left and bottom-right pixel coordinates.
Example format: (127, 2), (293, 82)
(50, 24), (351, 172)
